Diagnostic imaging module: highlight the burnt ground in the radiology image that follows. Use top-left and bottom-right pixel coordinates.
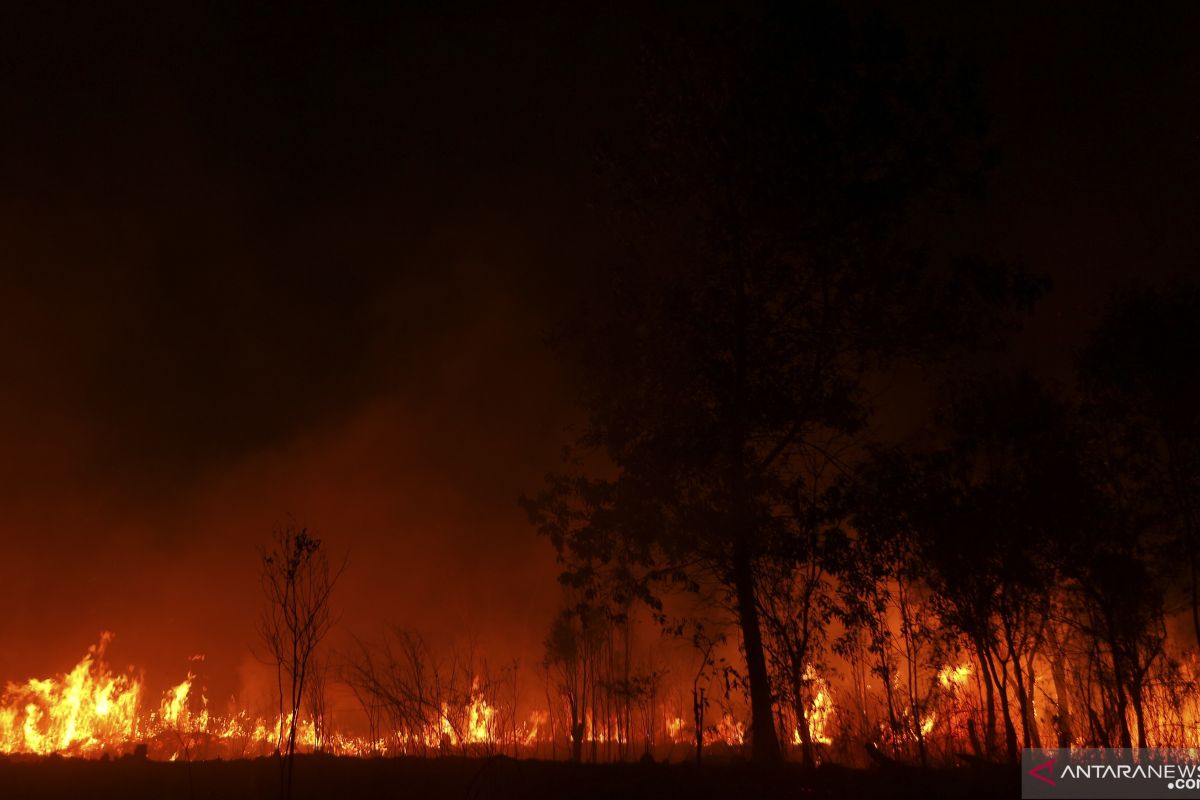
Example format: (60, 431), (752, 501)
(0, 755), (1019, 799)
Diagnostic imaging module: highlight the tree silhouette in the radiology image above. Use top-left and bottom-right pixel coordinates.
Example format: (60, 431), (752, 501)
(543, 604), (607, 762)
(259, 525), (341, 800)
(1079, 280), (1200, 652)
(524, 3), (1037, 763)
(847, 374), (1135, 761)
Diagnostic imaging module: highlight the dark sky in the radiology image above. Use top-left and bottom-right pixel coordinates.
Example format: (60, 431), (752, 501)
(0, 2), (1196, 704)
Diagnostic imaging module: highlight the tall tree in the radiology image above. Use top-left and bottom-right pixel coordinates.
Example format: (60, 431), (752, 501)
(1079, 281), (1200, 651)
(524, 3), (1036, 762)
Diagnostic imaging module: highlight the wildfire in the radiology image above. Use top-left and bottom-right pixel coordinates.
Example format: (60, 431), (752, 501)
(0, 634), (565, 760)
(464, 679), (496, 744)
(704, 713), (745, 747)
(439, 677), (498, 746)
(522, 710), (548, 746)
(158, 673), (196, 728)
(804, 664), (834, 746)
(0, 635), (340, 759)
(666, 715), (684, 742)
(0, 634), (1014, 764)
(938, 663), (972, 689)
(0, 632), (141, 756)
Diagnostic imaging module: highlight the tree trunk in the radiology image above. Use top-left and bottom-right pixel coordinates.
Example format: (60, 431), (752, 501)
(726, 211), (780, 765)
(1011, 651), (1033, 750)
(982, 647), (1018, 764)
(1131, 683), (1148, 749)
(569, 696), (583, 763)
(571, 721), (584, 763)
(1107, 631), (1133, 750)
(897, 583), (927, 766)
(1115, 691), (1133, 750)
(1045, 625), (1074, 747)
(877, 651), (900, 745)
(1025, 655), (1043, 749)
(733, 551), (782, 762)
(790, 646), (815, 768)
(973, 635), (997, 757)
(794, 696), (815, 768)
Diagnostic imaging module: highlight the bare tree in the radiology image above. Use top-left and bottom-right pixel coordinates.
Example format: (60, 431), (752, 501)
(259, 524), (342, 800)
(344, 630), (440, 755)
(543, 604), (607, 762)
(690, 634), (717, 766)
(306, 653), (331, 753)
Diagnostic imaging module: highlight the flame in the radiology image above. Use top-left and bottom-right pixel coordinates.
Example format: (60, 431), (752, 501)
(580, 710), (629, 745)
(464, 678), (495, 744)
(437, 677), (499, 747)
(804, 664), (834, 746)
(0, 633), (141, 756)
(522, 710), (548, 746)
(704, 713), (744, 747)
(0, 636), (341, 759)
(13, 632), (1131, 763)
(666, 715), (684, 742)
(159, 674), (194, 727)
(0, 635), (582, 760)
(938, 663), (972, 689)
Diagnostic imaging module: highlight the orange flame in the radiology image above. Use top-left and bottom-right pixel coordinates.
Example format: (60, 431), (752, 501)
(0, 632), (141, 756)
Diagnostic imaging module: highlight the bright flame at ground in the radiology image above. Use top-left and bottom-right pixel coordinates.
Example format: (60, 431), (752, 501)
(804, 664), (834, 746)
(0, 634), (548, 760)
(0, 633), (140, 756)
(440, 677), (497, 746)
(13, 634), (1137, 765)
(704, 713), (744, 747)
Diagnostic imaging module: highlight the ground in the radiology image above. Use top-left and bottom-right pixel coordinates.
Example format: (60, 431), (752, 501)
(0, 755), (1020, 799)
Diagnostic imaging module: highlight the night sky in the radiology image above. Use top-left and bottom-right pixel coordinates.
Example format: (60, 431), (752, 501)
(0, 2), (1196, 704)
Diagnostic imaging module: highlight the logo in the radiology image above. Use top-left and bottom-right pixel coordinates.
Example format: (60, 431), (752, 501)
(1023, 749), (1200, 798)
(1029, 758), (1056, 787)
